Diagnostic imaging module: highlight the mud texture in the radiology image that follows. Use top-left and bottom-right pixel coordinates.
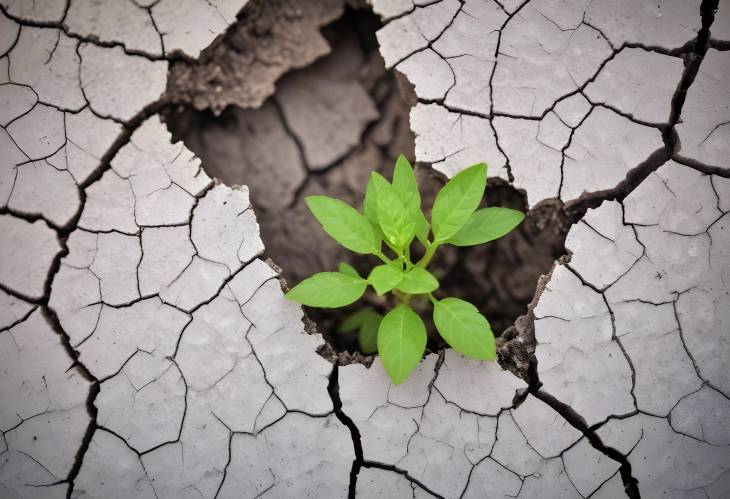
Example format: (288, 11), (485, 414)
(167, 8), (569, 357)
(167, 0), (347, 113)
(3, 0), (730, 497)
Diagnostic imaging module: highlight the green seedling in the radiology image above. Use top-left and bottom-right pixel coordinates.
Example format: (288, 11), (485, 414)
(337, 304), (382, 355)
(285, 156), (525, 384)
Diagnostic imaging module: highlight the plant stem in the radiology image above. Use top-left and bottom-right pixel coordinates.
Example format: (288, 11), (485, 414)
(393, 289), (412, 305)
(375, 250), (392, 265)
(417, 242), (440, 268)
(404, 245), (413, 269)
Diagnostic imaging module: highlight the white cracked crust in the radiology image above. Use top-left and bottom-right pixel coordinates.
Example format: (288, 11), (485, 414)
(376, 0), (707, 206)
(0, 3), (352, 497)
(2, 0), (249, 59)
(535, 162), (730, 494)
(338, 352), (626, 498)
(49, 119), (343, 496)
(372, 0), (730, 496)
(675, 49), (730, 170)
(2, 0), (730, 497)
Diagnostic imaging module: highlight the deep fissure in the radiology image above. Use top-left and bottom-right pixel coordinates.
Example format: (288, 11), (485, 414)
(164, 4), (569, 369)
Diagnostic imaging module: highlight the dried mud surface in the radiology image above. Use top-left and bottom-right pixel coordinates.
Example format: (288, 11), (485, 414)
(167, 10), (569, 356)
(3, 0), (729, 497)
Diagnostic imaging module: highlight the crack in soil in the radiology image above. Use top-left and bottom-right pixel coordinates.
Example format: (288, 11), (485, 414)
(12, 0), (717, 495)
(8, 97), (181, 497)
(532, 389), (641, 499)
(165, 4), (570, 365)
(327, 364), (364, 498)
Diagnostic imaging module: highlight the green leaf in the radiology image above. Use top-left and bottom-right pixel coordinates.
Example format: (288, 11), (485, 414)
(413, 209), (430, 245)
(339, 307), (373, 333)
(377, 304), (427, 384)
(392, 155), (430, 244)
(447, 207), (525, 246)
(396, 267), (439, 294)
(339, 308), (382, 354)
(286, 272), (367, 308)
(371, 172), (415, 248)
(368, 264), (403, 295)
(431, 163), (487, 242)
(338, 262), (360, 278)
(363, 174), (379, 225)
(358, 312), (382, 354)
(392, 155), (420, 211)
(432, 297), (496, 360)
(306, 196), (380, 255)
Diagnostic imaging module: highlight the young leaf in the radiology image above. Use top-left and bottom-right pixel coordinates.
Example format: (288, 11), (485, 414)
(432, 297), (496, 360)
(368, 264), (403, 295)
(431, 163), (487, 242)
(371, 172), (415, 248)
(377, 304), (427, 384)
(339, 307), (373, 333)
(337, 307), (383, 355)
(338, 262), (360, 278)
(392, 155), (420, 212)
(306, 196), (380, 255)
(447, 207), (525, 246)
(339, 308), (382, 354)
(396, 267), (439, 294)
(392, 155), (430, 244)
(358, 311), (382, 354)
(363, 174), (379, 225)
(286, 272), (367, 308)
(413, 209), (430, 245)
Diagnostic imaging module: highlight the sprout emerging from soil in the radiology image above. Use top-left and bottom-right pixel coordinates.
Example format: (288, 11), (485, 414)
(286, 156), (525, 384)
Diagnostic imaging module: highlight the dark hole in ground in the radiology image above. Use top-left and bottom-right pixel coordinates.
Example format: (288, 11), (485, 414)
(165, 5), (569, 363)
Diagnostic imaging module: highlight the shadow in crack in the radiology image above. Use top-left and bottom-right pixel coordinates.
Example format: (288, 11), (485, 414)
(164, 5), (569, 365)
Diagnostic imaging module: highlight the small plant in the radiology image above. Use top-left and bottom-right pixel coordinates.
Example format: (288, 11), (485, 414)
(285, 156), (524, 384)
